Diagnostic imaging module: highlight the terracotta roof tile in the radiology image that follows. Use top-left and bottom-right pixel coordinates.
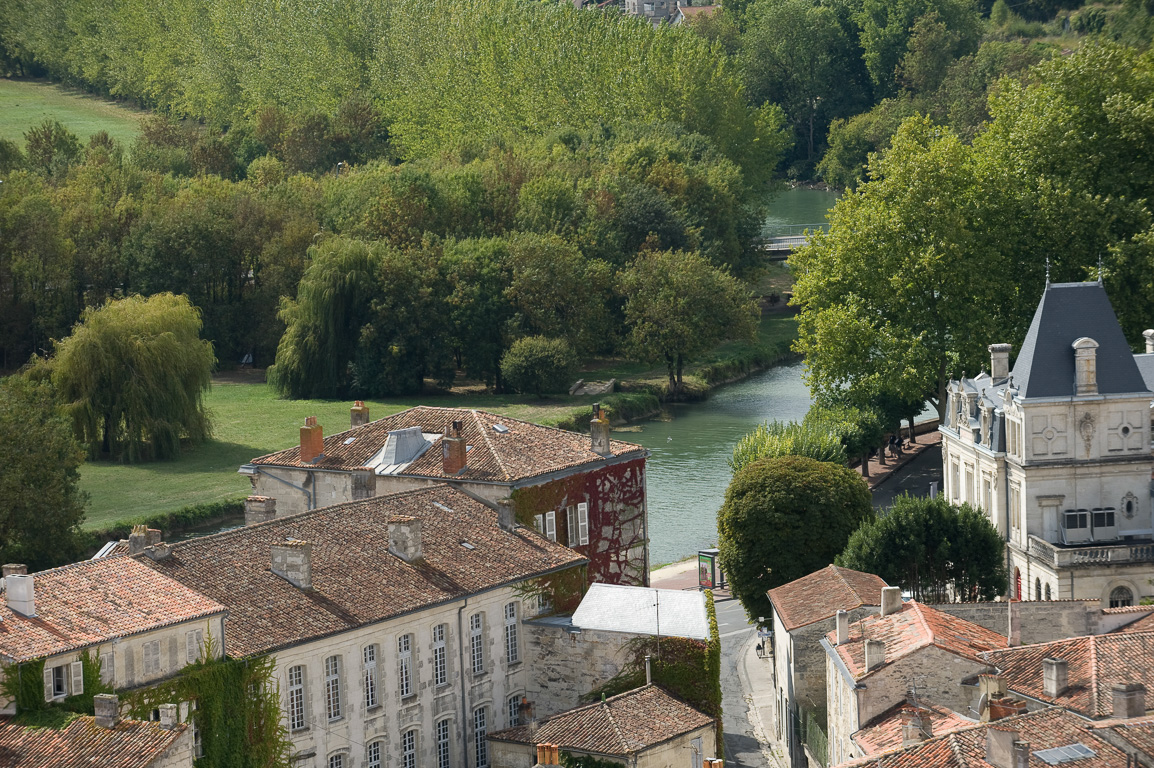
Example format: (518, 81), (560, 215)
(768, 565), (888, 632)
(0, 715), (187, 768)
(982, 631), (1154, 718)
(1115, 610), (1154, 633)
(829, 601), (1007, 680)
(250, 406), (645, 482)
(489, 685), (713, 755)
(1101, 718), (1154, 758)
(852, 701), (975, 756)
(137, 485), (585, 657)
(0, 558), (225, 663)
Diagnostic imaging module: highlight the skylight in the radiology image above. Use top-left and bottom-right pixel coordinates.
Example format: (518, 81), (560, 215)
(1034, 744), (1096, 765)
(492, 424), (509, 434)
(343, 437), (356, 445)
(460, 541), (476, 550)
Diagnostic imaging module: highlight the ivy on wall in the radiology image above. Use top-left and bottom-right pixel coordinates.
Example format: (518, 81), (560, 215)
(0, 651), (114, 727)
(560, 751), (625, 768)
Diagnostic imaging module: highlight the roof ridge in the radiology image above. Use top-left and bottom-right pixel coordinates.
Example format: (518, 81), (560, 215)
(471, 410), (512, 481)
(911, 601), (935, 649)
(601, 695), (632, 753)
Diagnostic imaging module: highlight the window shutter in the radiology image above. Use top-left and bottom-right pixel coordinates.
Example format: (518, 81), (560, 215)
(168, 637), (178, 672)
(124, 649), (135, 686)
(545, 511), (556, 542)
(187, 630), (203, 664)
(577, 502), (589, 545)
(43, 666), (53, 702)
(70, 661), (84, 695)
(100, 653), (115, 687)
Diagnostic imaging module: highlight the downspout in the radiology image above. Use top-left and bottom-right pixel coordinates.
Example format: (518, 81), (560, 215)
(458, 596), (470, 764)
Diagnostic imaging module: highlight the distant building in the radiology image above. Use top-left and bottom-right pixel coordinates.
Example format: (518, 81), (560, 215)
(942, 281), (1154, 606)
(241, 404), (650, 586)
(671, 3), (716, 24)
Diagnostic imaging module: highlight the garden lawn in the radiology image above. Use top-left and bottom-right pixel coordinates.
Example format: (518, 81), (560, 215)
(0, 79), (145, 147)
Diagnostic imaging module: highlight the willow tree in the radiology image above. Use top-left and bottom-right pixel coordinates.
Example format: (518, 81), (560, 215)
(48, 293), (215, 462)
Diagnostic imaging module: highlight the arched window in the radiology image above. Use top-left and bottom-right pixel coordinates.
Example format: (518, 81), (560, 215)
(1045, 583), (1051, 601)
(1035, 578), (1042, 601)
(1110, 586), (1134, 608)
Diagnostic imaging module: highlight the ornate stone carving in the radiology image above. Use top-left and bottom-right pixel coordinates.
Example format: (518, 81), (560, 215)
(1079, 412), (1095, 457)
(1122, 492), (1139, 520)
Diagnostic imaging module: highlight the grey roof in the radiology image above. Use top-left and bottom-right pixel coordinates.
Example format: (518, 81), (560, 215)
(1011, 282), (1149, 399)
(570, 584), (709, 640)
(1135, 353), (1154, 392)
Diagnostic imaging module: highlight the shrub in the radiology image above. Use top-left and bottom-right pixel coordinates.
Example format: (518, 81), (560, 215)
(500, 336), (577, 397)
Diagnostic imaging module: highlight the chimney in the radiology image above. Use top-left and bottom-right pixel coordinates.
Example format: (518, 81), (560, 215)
(880, 586), (903, 616)
(158, 703), (179, 730)
(1043, 658), (1068, 698)
(986, 728), (1018, 768)
(836, 609), (849, 645)
(389, 516), (423, 562)
(1145, 329), (1154, 354)
(989, 343), (1012, 381)
(497, 498), (517, 532)
(590, 403), (611, 457)
(442, 421), (467, 475)
(900, 707), (931, 746)
(534, 744), (561, 767)
(988, 696), (1028, 721)
(1073, 337), (1099, 395)
(94, 694), (119, 729)
(1012, 741), (1031, 768)
(128, 524), (148, 555)
(143, 543), (173, 561)
(1, 565), (25, 579)
(245, 495), (277, 526)
(645, 654), (652, 685)
(6, 574), (34, 617)
(145, 528), (162, 547)
(351, 400), (370, 427)
(270, 540), (312, 589)
(1113, 682), (1147, 719)
(299, 416), (324, 464)
(864, 639), (886, 672)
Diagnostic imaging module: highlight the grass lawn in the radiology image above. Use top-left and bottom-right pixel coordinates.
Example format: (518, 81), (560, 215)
(0, 79), (145, 147)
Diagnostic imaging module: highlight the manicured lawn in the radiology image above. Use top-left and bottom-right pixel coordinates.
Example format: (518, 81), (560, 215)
(0, 79), (145, 147)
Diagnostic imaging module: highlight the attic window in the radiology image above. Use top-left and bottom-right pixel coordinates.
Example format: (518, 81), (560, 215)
(492, 424), (510, 434)
(1034, 744), (1096, 765)
(460, 541), (476, 550)
(343, 437), (356, 445)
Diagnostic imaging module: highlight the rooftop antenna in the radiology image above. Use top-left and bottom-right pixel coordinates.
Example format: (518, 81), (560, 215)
(1097, 254), (1104, 285)
(1045, 257), (1051, 286)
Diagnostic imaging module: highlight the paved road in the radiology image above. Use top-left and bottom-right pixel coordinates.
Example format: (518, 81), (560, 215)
(716, 596), (771, 768)
(872, 443), (943, 509)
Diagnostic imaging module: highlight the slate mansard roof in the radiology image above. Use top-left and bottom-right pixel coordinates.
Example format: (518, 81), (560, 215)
(0, 557), (226, 663)
(249, 406), (647, 483)
(136, 484), (586, 657)
(0, 715), (188, 768)
(768, 565), (888, 632)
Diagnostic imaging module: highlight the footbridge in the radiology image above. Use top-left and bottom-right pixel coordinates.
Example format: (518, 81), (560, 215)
(759, 223), (828, 260)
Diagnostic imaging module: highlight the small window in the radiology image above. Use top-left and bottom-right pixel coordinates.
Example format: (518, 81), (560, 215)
(436, 718), (452, 768)
(324, 656), (342, 721)
(508, 693), (522, 726)
(1035, 578), (1042, 601)
(287, 665), (307, 731)
(363, 645), (378, 709)
(401, 729), (417, 768)
(544, 510), (556, 542)
(328, 755), (344, 768)
(474, 706), (489, 767)
(1045, 583), (1052, 601)
(470, 613), (485, 675)
(505, 602), (519, 664)
(1111, 586), (1134, 608)
(51, 665), (68, 698)
(398, 634), (414, 698)
(433, 624), (448, 686)
(366, 741), (383, 768)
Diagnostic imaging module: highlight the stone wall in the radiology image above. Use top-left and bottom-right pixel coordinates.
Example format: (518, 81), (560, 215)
(521, 622), (639, 720)
(929, 600), (1143, 646)
(153, 726), (196, 768)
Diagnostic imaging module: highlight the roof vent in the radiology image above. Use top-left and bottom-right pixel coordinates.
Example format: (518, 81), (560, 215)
(381, 427), (431, 467)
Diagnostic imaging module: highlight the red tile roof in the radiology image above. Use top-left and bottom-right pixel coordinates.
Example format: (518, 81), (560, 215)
(1115, 610), (1154, 633)
(829, 601), (1007, 680)
(0, 557), (225, 663)
(981, 631), (1154, 718)
(488, 685), (713, 755)
(0, 714), (187, 768)
(1101, 718), (1154, 759)
(852, 701), (974, 756)
(249, 406), (645, 482)
(837, 708), (1133, 768)
(137, 485), (586, 657)
(768, 565), (888, 632)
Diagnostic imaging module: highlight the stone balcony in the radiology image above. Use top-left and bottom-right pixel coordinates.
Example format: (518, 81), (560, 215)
(1028, 534), (1154, 568)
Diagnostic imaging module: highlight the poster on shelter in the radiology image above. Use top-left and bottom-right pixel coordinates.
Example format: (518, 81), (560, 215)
(699, 553), (714, 588)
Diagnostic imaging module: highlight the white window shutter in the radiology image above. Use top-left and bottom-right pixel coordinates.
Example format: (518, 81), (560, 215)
(577, 503), (589, 545)
(43, 666), (54, 702)
(70, 661), (84, 695)
(545, 511), (556, 542)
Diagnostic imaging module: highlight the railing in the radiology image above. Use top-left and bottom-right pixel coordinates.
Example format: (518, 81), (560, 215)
(1028, 534), (1154, 567)
(802, 708), (829, 767)
(763, 223), (830, 238)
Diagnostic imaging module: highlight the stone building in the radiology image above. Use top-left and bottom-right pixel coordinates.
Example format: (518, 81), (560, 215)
(941, 281), (1154, 607)
(241, 405), (650, 586)
(767, 565), (887, 767)
(134, 484), (585, 768)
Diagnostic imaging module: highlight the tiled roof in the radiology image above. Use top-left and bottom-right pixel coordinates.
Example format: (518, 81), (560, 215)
(0, 557), (225, 663)
(488, 685), (713, 755)
(981, 631), (1154, 718)
(249, 406), (645, 482)
(1114, 610), (1154, 633)
(137, 485), (586, 657)
(829, 601), (1007, 680)
(1102, 719), (1154, 760)
(852, 701), (974, 756)
(0, 714), (187, 768)
(768, 565), (888, 632)
(836, 708), (1132, 768)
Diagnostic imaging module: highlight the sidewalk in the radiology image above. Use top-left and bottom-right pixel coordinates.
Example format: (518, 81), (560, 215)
(858, 430), (941, 490)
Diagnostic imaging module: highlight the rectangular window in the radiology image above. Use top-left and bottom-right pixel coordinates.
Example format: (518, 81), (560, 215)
(401, 729), (417, 768)
(470, 613), (484, 675)
(143, 640), (161, 676)
(544, 510), (556, 542)
(576, 502), (589, 545)
(363, 645), (378, 709)
(324, 656), (342, 721)
(474, 706), (489, 768)
(288, 666), (306, 732)
(433, 624), (448, 686)
(366, 741), (382, 768)
(328, 756), (344, 768)
(504, 602), (519, 664)
(51, 665), (67, 698)
(508, 694), (521, 726)
(436, 719), (451, 768)
(398, 634), (413, 698)
(186, 630), (204, 664)
(534, 514), (544, 533)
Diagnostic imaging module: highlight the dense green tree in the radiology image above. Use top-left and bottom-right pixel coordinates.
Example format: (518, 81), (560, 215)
(500, 336), (577, 397)
(837, 494), (1007, 601)
(441, 237), (515, 389)
(24, 119), (82, 177)
(805, 400), (886, 475)
(718, 455), (874, 621)
(729, 420), (848, 472)
(0, 376), (88, 570)
(620, 249), (758, 394)
(46, 293), (215, 462)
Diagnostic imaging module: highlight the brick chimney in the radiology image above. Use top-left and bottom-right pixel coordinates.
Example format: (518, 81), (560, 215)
(497, 498), (517, 532)
(271, 540), (312, 590)
(900, 707), (932, 746)
(988, 697), (1028, 721)
(351, 400), (370, 427)
(880, 586), (903, 616)
(158, 703), (179, 730)
(989, 343), (1012, 381)
(6, 573), (34, 617)
(245, 495), (277, 526)
(534, 744), (561, 767)
(94, 694), (119, 729)
(590, 403), (611, 457)
(1113, 682), (1146, 719)
(1145, 329), (1154, 354)
(300, 416), (324, 464)
(442, 420), (467, 474)
(836, 609), (849, 645)
(389, 516), (423, 562)
(1073, 337), (1099, 395)
(1043, 657), (1068, 698)
(864, 639), (886, 672)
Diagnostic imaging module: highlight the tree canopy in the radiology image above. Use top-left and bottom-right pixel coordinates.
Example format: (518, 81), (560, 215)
(45, 293), (215, 462)
(718, 455), (874, 621)
(837, 494), (1007, 602)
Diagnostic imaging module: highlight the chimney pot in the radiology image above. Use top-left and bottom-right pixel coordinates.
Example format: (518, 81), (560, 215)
(864, 639), (886, 672)
(270, 540), (312, 590)
(1113, 682), (1146, 719)
(6, 574), (34, 617)
(989, 343), (1012, 381)
(245, 495), (277, 526)
(880, 586), (903, 616)
(442, 422), (467, 475)
(351, 400), (370, 427)
(497, 498), (517, 532)
(94, 694), (120, 729)
(590, 403), (611, 457)
(1043, 657), (1068, 698)
(300, 416), (324, 464)
(389, 516), (423, 562)
(1073, 337), (1099, 395)
(158, 703), (179, 730)
(836, 609), (849, 645)
(1145, 329), (1154, 354)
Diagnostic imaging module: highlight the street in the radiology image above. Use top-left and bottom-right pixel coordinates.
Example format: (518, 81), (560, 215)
(715, 596), (774, 768)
